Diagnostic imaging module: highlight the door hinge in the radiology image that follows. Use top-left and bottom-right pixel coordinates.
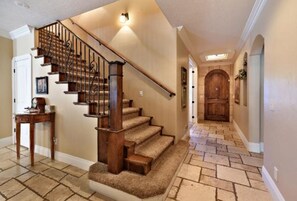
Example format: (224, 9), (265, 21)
(192, 101), (195, 104)
(14, 128), (16, 133)
(192, 116), (195, 119)
(192, 86), (195, 88)
(13, 69), (15, 73)
(192, 71), (195, 73)
(14, 98), (16, 103)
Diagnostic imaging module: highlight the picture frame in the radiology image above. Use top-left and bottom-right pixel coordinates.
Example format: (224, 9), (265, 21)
(181, 67), (187, 108)
(234, 76), (240, 104)
(36, 76), (48, 94)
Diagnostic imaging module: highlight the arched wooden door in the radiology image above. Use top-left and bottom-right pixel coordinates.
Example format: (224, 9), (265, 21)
(205, 69), (230, 121)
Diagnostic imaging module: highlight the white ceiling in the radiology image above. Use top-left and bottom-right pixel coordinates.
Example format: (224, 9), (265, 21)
(0, 0), (116, 38)
(155, 0), (256, 65)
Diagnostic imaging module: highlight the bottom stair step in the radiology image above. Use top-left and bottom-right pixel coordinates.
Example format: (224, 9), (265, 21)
(135, 135), (174, 161)
(125, 126), (162, 145)
(124, 154), (153, 175)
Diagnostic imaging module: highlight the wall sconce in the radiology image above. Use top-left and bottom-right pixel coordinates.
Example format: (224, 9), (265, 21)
(120, 13), (129, 23)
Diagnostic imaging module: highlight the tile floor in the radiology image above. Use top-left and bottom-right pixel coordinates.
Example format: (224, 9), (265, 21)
(166, 121), (273, 201)
(0, 121), (273, 201)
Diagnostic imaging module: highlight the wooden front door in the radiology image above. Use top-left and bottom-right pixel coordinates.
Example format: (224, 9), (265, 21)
(205, 69), (229, 121)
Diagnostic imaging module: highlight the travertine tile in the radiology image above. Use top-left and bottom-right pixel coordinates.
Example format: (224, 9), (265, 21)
(217, 151), (240, 158)
(16, 171), (36, 182)
(217, 165), (249, 185)
(217, 139), (235, 146)
(204, 153), (229, 166)
(25, 174), (59, 196)
(250, 153), (263, 158)
(246, 172), (262, 181)
(183, 154), (192, 164)
(90, 193), (115, 201)
(168, 186), (178, 198)
(0, 179), (25, 198)
(200, 175), (234, 192)
(190, 159), (216, 170)
(61, 174), (94, 198)
(229, 157), (242, 164)
(67, 194), (88, 201)
(176, 180), (216, 201)
(191, 154), (203, 161)
(0, 165), (28, 185)
(201, 168), (216, 177)
(241, 156), (263, 167)
(250, 179), (268, 191)
(6, 144), (27, 152)
(227, 146), (250, 156)
(45, 184), (74, 201)
(177, 164), (201, 182)
(8, 188), (43, 201)
(26, 162), (50, 173)
(235, 184), (272, 201)
(0, 160), (16, 170)
(217, 189), (236, 201)
(12, 154), (46, 166)
(62, 165), (87, 177)
(42, 168), (67, 181)
(173, 177), (182, 187)
(195, 144), (216, 154)
(0, 194), (4, 201)
(40, 158), (69, 170)
(231, 162), (259, 173)
(188, 149), (204, 156)
(0, 148), (10, 155)
(208, 134), (224, 139)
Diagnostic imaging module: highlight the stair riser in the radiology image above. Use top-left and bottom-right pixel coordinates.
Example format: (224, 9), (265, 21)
(78, 93), (109, 102)
(88, 102), (130, 115)
(124, 160), (151, 175)
(122, 112), (140, 121)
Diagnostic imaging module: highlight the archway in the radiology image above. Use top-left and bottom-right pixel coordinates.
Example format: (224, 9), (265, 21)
(249, 35), (265, 152)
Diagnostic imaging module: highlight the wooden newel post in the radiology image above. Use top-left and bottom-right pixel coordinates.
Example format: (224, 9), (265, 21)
(107, 61), (125, 174)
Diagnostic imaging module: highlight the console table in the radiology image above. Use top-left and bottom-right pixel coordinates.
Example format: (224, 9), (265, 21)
(15, 112), (55, 166)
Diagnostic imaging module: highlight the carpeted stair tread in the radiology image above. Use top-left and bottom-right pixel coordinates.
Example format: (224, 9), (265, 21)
(88, 140), (188, 199)
(123, 107), (140, 115)
(123, 116), (151, 130)
(125, 126), (161, 145)
(135, 135), (174, 160)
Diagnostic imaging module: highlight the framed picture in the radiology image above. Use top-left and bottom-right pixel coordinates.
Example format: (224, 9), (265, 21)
(234, 76), (240, 104)
(182, 86), (187, 108)
(181, 67), (187, 108)
(36, 76), (48, 94)
(181, 67), (187, 85)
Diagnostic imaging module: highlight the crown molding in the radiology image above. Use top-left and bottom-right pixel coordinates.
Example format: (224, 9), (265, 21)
(9, 25), (33, 39)
(236, 0), (268, 51)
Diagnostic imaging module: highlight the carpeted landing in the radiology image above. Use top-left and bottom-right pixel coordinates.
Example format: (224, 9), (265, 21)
(88, 140), (188, 199)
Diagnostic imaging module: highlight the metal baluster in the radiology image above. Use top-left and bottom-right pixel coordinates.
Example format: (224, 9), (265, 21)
(103, 60), (106, 115)
(84, 45), (86, 93)
(88, 48), (91, 103)
(97, 56), (100, 115)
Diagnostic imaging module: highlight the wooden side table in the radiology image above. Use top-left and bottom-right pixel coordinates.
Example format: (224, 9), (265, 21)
(15, 112), (55, 166)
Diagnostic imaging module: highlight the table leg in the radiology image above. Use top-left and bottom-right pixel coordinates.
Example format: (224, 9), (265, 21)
(50, 120), (55, 160)
(30, 123), (35, 166)
(16, 122), (21, 159)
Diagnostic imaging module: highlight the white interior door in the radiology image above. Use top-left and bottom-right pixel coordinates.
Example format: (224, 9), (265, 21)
(12, 54), (32, 148)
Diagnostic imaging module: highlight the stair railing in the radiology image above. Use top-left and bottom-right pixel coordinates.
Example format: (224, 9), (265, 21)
(68, 18), (176, 97)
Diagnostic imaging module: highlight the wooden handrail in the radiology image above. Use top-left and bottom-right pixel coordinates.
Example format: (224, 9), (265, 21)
(68, 18), (176, 97)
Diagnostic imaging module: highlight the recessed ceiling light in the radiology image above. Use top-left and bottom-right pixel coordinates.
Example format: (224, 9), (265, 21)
(205, 54), (228, 61)
(14, 1), (30, 9)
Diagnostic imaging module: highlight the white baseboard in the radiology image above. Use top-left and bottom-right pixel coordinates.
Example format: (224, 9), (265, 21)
(262, 166), (286, 201)
(35, 145), (94, 171)
(0, 136), (13, 148)
(233, 120), (261, 153)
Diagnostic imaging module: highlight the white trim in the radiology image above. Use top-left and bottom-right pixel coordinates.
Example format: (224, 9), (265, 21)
(262, 166), (286, 201)
(34, 145), (94, 171)
(0, 136), (13, 148)
(233, 120), (261, 153)
(237, 0), (268, 50)
(260, 142), (264, 152)
(9, 25), (33, 39)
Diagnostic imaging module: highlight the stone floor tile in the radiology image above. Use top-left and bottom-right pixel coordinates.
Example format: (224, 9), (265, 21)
(227, 146), (250, 156)
(235, 184), (273, 201)
(0, 151), (20, 162)
(6, 145), (27, 152)
(61, 174), (94, 198)
(25, 174), (59, 196)
(229, 157), (242, 164)
(190, 159), (216, 170)
(176, 179), (216, 201)
(168, 186), (178, 198)
(16, 171), (36, 182)
(191, 153), (203, 161)
(45, 184), (74, 201)
(173, 177), (182, 187)
(231, 162), (259, 173)
(217, 151), (240, 159)
(26, 162), (50, 173)
(0, 165), (28, 185)
(204, 153), (229, 166)
(11, 154), (45, 167)
(246, 172), (262, 181)
(67, 194), (89, 201)
(208, 134), (224, 139)
(250, 179), (268, 191)
(183, 154), (192, 164)
(201, 168), (216, 177)
(42, 168), (67, 181)
(0, 194), (4, 201)
(195, 144), (216, 154)
(0, 148), (11, 155)
(8, 188), (43, 201)
(199, 175), (234, 192)
(90, 192), (115, 201)
(177, 164), (201, 182)
(188, 149), (204, 156)
(217, 189), (236, 201)
(0, 160), (16, 170)
(217, 139), (235, 146)
(40, 158), (69, 170)
(217, 165), (249, 186)
(62, 165), (87, 177)
(250, 153), (263, 158)
(0, 179), (25, 198)
(241, 155), (263, 167)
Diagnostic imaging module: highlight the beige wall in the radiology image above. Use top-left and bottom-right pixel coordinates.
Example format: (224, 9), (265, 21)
(0, 36), (13, 139)
(198, 65), (234, 122)
(234, 0), (297, 200)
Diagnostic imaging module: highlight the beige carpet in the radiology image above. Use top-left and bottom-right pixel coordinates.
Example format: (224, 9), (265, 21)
(88, 140), (188, 199)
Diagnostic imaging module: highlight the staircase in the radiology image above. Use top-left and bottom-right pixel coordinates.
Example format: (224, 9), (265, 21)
(33, 21), (175, 175)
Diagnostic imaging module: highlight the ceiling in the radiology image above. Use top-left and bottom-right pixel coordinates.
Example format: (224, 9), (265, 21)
(155, 0), (257, 66)
(0, 0), (116, 38)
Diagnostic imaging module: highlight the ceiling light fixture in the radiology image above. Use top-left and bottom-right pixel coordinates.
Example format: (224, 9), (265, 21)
(14, 1), (30, 9)
(120, 13), (129, 23)
(206, 54), (228, 61)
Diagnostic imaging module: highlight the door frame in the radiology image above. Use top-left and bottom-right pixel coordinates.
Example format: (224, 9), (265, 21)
(12, 54), (32, 144)
(204, 69), (230, 122)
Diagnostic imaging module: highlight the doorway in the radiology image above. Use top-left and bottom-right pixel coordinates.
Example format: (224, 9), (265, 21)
(204, 69), (229, 121)
(12, 54), (32, 148)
